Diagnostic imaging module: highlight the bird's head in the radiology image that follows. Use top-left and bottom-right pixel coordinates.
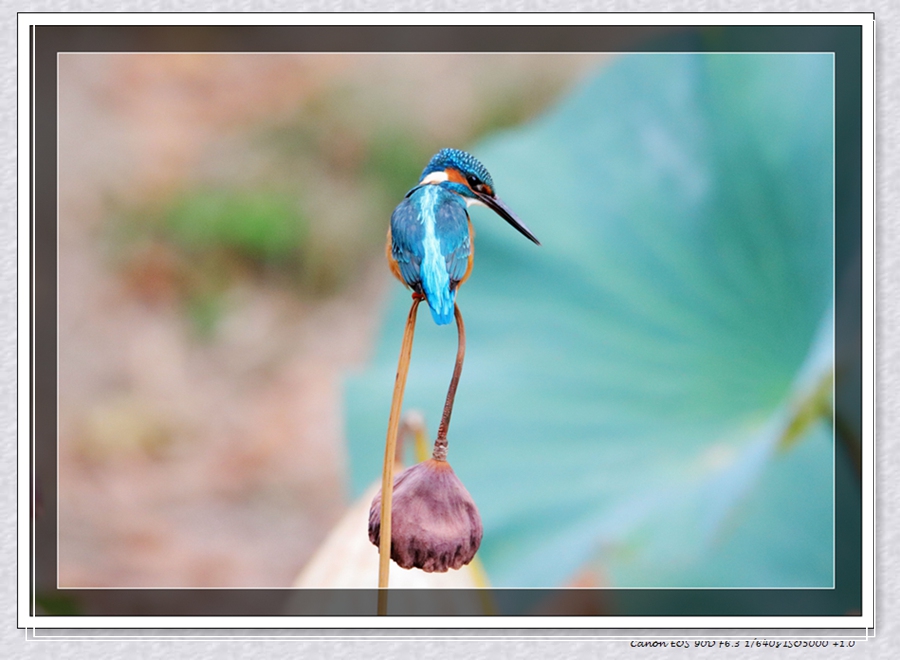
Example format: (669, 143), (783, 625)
(415, 148), (540, 246)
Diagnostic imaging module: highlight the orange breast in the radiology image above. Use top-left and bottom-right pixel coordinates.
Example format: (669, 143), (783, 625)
(458, 219), (475, 287)
(386, 226), (406, 285)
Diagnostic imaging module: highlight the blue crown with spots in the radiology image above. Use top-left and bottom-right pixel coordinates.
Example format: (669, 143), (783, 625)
(421, 148), (494, 189)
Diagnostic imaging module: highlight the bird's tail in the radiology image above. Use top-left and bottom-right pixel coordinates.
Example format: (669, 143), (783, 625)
(424, 288), (455, 325)
(422, 273), (455, 326)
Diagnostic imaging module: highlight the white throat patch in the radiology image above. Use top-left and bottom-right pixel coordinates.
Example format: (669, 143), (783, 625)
(419, 171), (449, 185)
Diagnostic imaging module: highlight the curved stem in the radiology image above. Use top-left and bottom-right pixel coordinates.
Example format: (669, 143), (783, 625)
(377, 296), (421, 613)
(433, 304), (466, 462)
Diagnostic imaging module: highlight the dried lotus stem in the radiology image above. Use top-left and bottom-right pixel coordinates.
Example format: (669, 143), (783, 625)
(377, 295), (421, 613)
(433, 304), (465, 462)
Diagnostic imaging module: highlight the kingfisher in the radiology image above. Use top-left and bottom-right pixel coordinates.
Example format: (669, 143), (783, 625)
(387, 148), (540, 325)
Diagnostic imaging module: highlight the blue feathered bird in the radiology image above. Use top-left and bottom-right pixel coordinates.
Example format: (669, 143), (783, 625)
(387, 148), (540, 325)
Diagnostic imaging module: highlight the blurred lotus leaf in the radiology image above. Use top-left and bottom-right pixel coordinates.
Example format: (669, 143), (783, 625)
(346, 53), (838, 591)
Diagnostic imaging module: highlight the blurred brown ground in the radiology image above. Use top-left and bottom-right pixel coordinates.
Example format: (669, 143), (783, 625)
(56, 53), (601, 588)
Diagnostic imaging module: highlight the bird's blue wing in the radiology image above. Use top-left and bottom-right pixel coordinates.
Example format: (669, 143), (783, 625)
(434, 196), (471, 287)
(390, 199), (425, 291)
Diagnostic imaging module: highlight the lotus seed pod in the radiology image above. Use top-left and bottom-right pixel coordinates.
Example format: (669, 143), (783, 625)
(369, 458), (482, 572)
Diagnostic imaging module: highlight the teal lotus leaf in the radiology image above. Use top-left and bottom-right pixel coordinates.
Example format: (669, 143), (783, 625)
(345, 53), (836, 589)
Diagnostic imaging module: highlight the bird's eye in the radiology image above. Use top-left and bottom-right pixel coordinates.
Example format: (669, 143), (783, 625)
(467, 174), (487, 194)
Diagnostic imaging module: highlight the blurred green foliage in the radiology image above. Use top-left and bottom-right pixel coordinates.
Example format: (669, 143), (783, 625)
(164, 189), (306, 265)
(362, 129), (429, 203)
(108, 188), (310, 338)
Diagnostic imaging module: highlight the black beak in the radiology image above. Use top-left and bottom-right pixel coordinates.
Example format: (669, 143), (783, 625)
(476, 192), (541, 246)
